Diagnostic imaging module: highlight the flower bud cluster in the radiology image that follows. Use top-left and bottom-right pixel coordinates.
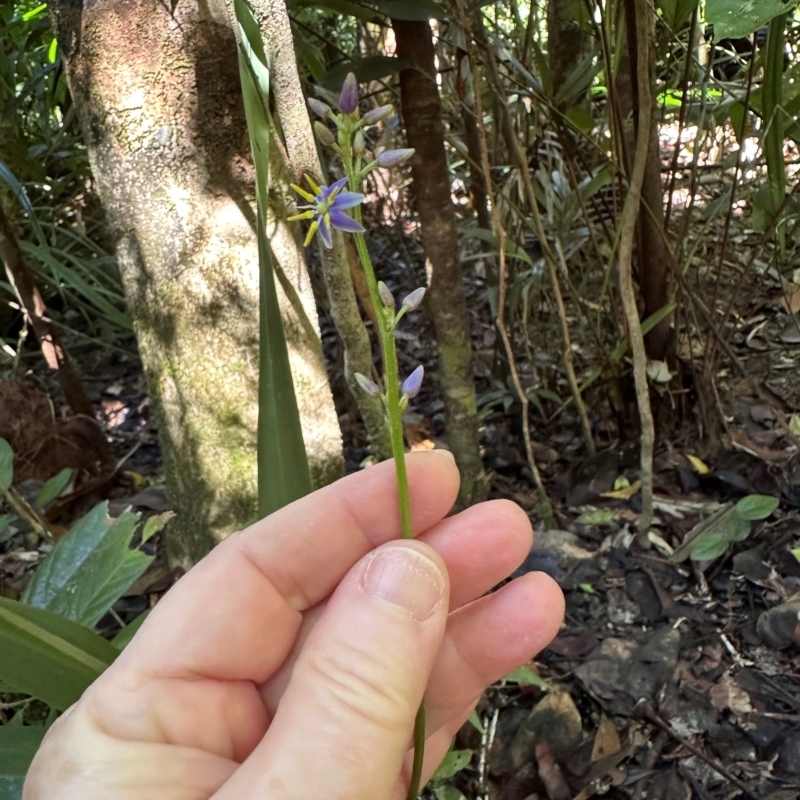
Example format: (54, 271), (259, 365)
(307, 74), (414, 180)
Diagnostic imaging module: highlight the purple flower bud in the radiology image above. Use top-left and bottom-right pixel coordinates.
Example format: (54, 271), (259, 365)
(401, 286), (426, 311)
(338, 72), (360, 115)
(363, 104), (394, 125)
(376, 148), (415, 169)
(313, 121), (335, 146)
(353, 129), (366, 157)
(308, 97), (332, 118)
(354, 372), (380, 397)
(378, 281), (395, 310)
(401, 365), (424, 399)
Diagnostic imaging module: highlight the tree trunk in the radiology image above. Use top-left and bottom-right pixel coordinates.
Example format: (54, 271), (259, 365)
(621, 0), (673, 361)
(393, 18), (486, 506)
(49, 0), (344, 567)
(547, 0), (590, 106)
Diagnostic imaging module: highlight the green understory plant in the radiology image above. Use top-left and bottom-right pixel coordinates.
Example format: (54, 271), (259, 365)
(688, 494), (780, 562)
(0, 435), (168, 795)
(292, 72), (427, 800)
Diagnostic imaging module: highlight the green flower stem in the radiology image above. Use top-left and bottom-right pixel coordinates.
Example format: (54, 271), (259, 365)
(345, 157), (424, 799)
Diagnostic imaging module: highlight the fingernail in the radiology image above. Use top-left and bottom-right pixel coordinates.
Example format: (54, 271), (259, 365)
(363, 546), (445, 621)
(430, 448), (455, 463)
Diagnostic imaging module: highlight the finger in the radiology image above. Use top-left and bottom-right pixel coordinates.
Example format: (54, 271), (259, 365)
(260, 499), (533, 710)
(121, 450), (459, 684)
(421, 499), (532, 609)
(212, 541), (450, 800)
(421, 572), (564, 737)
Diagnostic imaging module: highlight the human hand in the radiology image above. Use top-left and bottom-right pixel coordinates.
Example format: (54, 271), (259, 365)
(24, 451), (564, 800)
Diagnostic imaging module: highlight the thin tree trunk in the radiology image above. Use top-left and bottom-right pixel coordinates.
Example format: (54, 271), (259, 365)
(49, 0), (344, 567)
(393, 18), (486, 506)
(621, 0), (673, 361)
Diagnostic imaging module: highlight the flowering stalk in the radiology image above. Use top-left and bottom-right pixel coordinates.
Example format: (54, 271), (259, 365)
(298, 74), (425, 799)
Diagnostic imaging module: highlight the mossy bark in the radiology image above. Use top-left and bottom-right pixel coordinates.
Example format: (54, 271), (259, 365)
(393, 18), (487, 506)
(49, 0), (344, 567)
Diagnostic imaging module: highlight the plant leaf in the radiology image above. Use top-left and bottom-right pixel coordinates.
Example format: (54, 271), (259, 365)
(0, 439), (13, 491)
(0, 719), (47, 799)
(22, 502), (153, 628)
(0, 597), (117, 710)
(431, 748), (473, 782)
(112, 610), (150, 650)
(234, 0), (312, 517)
(735, 494), (779, 521)
(690, 530), (735, 562)
(503, 664), (552, 690)
(34, 468), (73, 511)
(705, 0), (788, 39)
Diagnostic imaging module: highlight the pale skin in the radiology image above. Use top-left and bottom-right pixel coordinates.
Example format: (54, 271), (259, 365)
(24, 450), (564, 800)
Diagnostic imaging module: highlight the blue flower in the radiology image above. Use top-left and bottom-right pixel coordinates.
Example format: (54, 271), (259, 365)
(288, 176), (365, 248)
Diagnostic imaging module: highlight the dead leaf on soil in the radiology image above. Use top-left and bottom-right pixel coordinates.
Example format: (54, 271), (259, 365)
(591, 716), (622, 762)
(780, 283), (800, 314)
(601, 479), (642, 500)
(710, 672), (754, 716)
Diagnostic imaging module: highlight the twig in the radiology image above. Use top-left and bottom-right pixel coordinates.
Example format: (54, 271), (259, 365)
(452, 0), (554, 523)
(1, 486), (52, 543)
(633, 701), (759, 800)
(617, 0), (656, 548)
(475, 17), (596, 456)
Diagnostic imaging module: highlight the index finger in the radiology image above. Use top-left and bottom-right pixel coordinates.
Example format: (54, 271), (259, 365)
(120, 450), (460, 683)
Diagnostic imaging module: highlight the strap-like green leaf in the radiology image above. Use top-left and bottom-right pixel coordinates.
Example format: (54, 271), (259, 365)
(0, 598), (117, 710)
(234, 0), (312, 518)
(22, 502), (153, 628)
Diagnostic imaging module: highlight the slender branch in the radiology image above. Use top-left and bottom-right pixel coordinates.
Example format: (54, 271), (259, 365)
(618, 0), (656, 548)
(451, 0), (555, 524)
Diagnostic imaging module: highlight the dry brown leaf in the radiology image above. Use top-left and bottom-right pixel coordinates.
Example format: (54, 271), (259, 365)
(780, 283), (800, 314)
(591, 716), (622, 762)
(709, 673), (753, 716)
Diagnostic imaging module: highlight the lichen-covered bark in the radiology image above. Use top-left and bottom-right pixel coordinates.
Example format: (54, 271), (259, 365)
(393, 18), (486, 505)
(49, 0), (343, 566)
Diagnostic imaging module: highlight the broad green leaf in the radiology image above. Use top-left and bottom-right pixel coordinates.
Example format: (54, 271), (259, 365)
(34, 468), (73, 511)
(22, 502), (153, 628)
(431, 748), (473, 782)
(690, 531), (733, 562)
(705, 0), (790, 39)
(112, 610), (150, 650)
(0, 439), (13, 491)
(234, 0), (312, 517)
(0, 718), (46, 800)
(735, 494), (779, 521)
(0, 597), (117, 710)
(319, 56), (407, 90)
(503, 665), (552, 691)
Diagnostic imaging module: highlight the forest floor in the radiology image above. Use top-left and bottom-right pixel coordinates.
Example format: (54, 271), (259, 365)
(3, 140), (800, 799)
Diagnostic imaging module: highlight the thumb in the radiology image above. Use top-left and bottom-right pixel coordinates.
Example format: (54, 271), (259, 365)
(213, 540), (449, 800)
